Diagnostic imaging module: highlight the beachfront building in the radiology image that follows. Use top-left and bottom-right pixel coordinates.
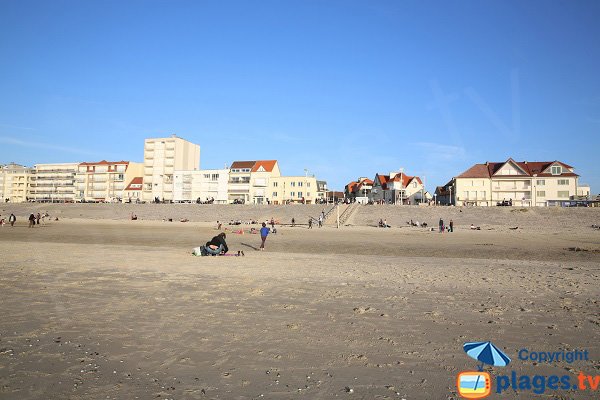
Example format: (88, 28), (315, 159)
(142, 135), (201, 202)
(173, 168), (229, 203)
(451, 158), (581, 207)
(228, 160), (281, 204)
(123, 177), (143, 203)
(371, 171), (427, 204)
(0, 163), (32, 203)
(345, 177), (373, 203)
(29, 163), (78, 203)
(270, 175), (327, 204)
(75, 161), (143, 202)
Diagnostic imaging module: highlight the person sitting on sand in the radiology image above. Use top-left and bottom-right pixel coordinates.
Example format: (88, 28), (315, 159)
(205, 232), (229, 255)
(470, 224), (481, 230)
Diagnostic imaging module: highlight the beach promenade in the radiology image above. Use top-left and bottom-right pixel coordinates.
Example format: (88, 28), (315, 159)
(0, 205), (598, 399)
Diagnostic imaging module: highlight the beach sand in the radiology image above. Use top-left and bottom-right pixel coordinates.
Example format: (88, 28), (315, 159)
(0, 205), (599, 399)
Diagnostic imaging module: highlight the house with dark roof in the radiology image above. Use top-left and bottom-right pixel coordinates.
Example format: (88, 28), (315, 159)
(450, 158), (583, 206)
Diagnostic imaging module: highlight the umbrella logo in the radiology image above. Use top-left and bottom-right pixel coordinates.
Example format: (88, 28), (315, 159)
(457, 341), (511, 399)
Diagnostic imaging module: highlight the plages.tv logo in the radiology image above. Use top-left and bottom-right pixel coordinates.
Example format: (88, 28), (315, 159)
(457, 341), (511, 399)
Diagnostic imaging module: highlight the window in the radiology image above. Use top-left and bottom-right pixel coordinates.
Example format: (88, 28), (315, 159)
(464, 191), (469, 200)
(536, 179), (545, 186)
(307, 182), (311, 187)
(298, 192), (302, 198)
(307, 192), (310, 197)
(413, 182), (417, 188)
(290, 192), (295, 197)
(298, 182), (303, 187)
(272, 192), (277, 197)
(557, 191), (569, 198)
(558, 179), (569, 185)
(211, 174), (219, 181)
(204, 174), (210, 179)
(551, 166), (562, 175)
(537, 191), (546, 197)
(273, 182), (278, 187)
(291, 182), (295, 187)
(479, 191), (486, 199)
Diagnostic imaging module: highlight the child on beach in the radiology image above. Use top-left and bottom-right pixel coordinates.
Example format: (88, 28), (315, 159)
(259, 222), (270, 251)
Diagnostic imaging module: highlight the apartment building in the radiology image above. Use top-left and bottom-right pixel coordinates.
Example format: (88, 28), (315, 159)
(75, 160), (143, 202)
(142, 135), (200, 202)
(0, 163), (32, 203)
(228, 160), (281, 204)
(270, 175), (327, 204)
(173, 169), (229, 203)
(30, 163), (78, 202)
(451, 158), (581, 206)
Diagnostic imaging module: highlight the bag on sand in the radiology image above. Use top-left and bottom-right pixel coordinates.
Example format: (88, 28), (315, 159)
(192, 246), (209, 256)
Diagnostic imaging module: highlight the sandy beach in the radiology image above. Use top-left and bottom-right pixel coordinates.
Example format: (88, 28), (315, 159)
(1, 204), (599, 399)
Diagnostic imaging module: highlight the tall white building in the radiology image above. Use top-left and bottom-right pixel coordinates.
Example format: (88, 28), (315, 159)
(173, 169), (229, 203)
(30, 163), (78, 202)
(142, 135), (200, 202)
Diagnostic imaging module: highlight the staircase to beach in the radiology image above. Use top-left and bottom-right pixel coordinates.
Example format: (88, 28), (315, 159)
(324, 202), (360, 226)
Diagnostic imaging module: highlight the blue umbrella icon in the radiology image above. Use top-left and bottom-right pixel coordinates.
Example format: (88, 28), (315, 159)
(463, 341), (511, 370)
(463, 341), (511, 393)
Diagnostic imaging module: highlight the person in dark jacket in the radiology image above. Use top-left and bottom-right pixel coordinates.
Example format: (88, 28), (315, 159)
(206, 232), (229, 255)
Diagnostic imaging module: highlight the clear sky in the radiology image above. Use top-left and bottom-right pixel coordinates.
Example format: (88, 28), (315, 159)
(1, 0), (599, 192)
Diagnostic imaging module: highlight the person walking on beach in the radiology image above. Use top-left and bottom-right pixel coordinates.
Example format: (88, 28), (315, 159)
(270, 217), (275, 229)
(259, 222), (270, 251)
(36, 212), (41, 225)
(439, 218), (444, 233)
(318, 214), (323, 228)
(449, 219), (454, 233)
(291, 217), (295, 227)
(308, 217), (313, 229)
(28, 213), (36, 228)
(8, 213), (16, 227)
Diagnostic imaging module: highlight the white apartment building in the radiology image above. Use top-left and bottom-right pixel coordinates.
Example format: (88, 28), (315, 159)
(0, 163), (32, 203)
(173, 169), (229, 203)
(75, 160), (143, 202)
(452, 159), (582, 207)
(30, 163), (78, 202)
(143, 135), (200, 202)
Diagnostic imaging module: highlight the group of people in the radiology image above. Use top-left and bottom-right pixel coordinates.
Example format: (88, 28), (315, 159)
(438, 218), (454, 233)
(0, 213), (16, 227)
(198, 222), (271, 256)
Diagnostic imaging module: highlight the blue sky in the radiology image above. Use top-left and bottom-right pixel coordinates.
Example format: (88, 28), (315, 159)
(1, 0), (599, 192)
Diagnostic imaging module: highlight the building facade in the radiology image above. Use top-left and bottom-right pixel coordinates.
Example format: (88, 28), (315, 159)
(75, 161), (143, 202)
(370, 171), (427, 204)
(0, 163), (32, 203)
(452, 159), (581, 207)
(142, 135), (201, 202)
(30, 163), (78, 202)
(173, 169), (229, 203)
(270, 175), (327, 204)
(228, 160), (281, 204)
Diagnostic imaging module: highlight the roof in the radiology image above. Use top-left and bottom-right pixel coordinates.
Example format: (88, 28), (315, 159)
(79, 160), (129, 166)
(125, 177), (143, 191)
(251, 160), (278, 173)
(230, 161), (256, 169)
(456, 159), (578, 179)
